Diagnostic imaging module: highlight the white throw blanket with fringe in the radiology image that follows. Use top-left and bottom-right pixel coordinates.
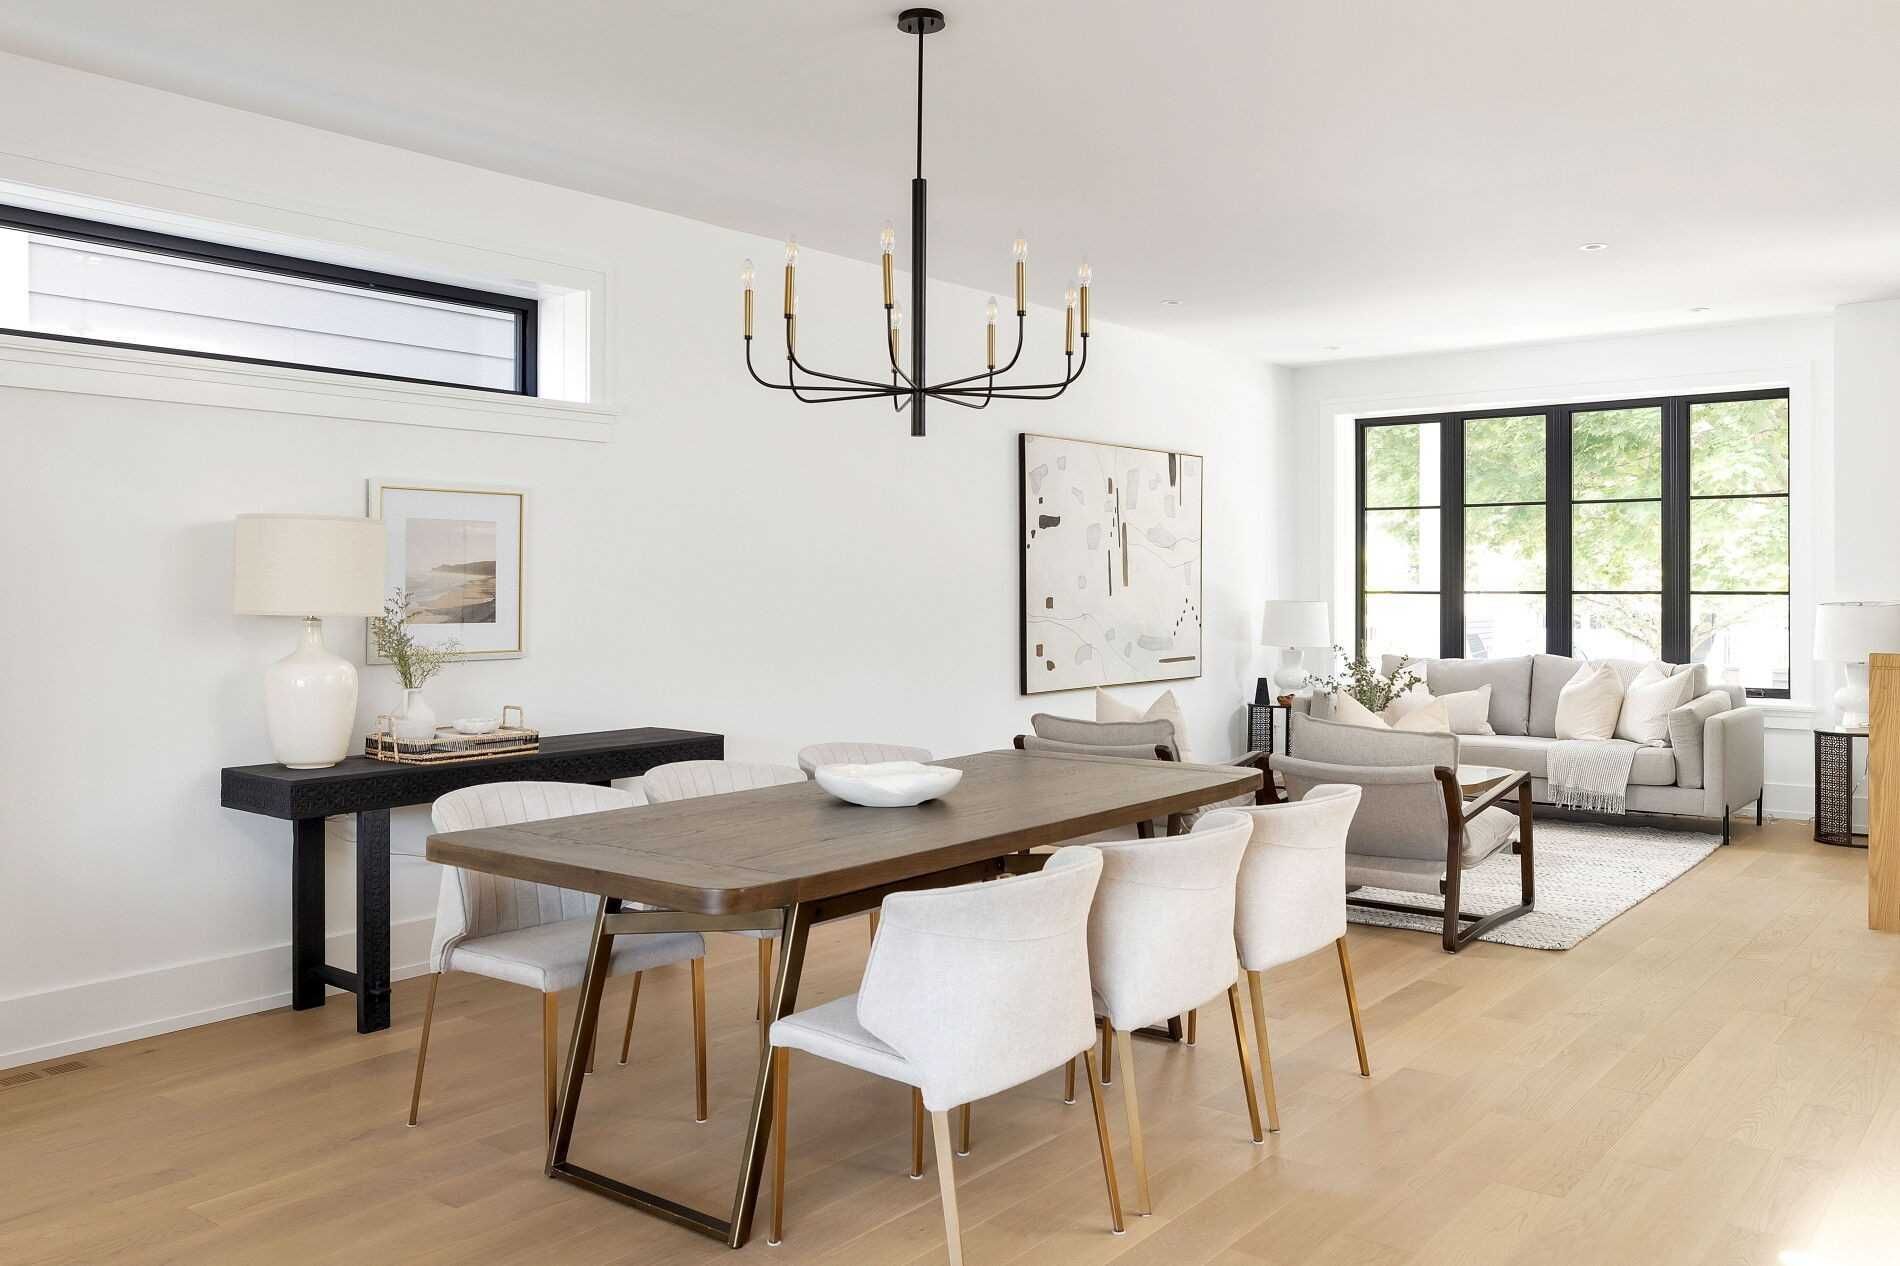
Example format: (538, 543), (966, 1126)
(1547, 738), (1639, 814)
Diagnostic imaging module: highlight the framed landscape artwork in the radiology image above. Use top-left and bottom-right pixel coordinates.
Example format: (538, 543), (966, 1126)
(366, 479), (525, 662)
(1020, 434), (1204, 694)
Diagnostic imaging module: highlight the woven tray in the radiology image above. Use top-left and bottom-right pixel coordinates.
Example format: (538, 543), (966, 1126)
(365, 705), (540, 765)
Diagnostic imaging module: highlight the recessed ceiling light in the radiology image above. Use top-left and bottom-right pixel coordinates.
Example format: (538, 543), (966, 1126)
(1160, 298), (1183, 306)
(1324, 345), (1343, 352)
(1689, 306), (1712, 313)
(1578, 242), (1609, 252)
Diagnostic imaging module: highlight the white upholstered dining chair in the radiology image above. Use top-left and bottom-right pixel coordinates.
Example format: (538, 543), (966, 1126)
(1079, 809), (1265, 1214)
(766, 846), (1122, 1259)
(410, 781), (709, 1130)
(794, 740), (933, 776)
(1232, 784), (1369, 1131)
(640, 760), (810, 1039)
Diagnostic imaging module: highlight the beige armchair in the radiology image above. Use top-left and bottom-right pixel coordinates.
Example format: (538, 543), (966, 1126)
(1268, 714), (1535, 952)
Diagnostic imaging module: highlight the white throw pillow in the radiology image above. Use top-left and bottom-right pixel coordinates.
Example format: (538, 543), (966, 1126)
(1382, 683), (1431, 722)
(1554, 662), (1624, 740)
(1384, 683), (1491, 734)
(1095, 687), (1194, 763)
(1393, 698), (1451, 733)
(1330, 692), (1391, 729)
(1438, 685), (1495, 735)
(1616, 663), (1697, 746)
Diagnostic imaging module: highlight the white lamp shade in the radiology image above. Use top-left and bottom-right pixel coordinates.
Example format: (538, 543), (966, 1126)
(1813, 601), (1900, 662)
(1260, 600), (1331, 648)
(234, 514), (386, 617)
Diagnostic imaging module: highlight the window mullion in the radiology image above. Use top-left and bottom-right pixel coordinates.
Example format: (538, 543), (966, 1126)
(1661, 399), (1690, 661)
(1547, 409), (1572, 656)
(1442, 416), (1464, 660)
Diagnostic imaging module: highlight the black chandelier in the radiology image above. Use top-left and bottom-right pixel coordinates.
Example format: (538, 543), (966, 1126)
(740, 7), (1092, 437)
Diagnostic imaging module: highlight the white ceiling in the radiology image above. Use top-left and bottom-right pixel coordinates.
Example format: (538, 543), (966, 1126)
(3, 0), (1898, 364)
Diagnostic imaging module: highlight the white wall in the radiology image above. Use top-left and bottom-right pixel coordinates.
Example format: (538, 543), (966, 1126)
(1832, 300), (1900, 601)
(1278, 315), (1837, 819)
(0, 53), (1282, 1066)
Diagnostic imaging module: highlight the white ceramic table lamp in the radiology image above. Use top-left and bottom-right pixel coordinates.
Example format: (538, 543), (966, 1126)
(1259, 600), (1332, 700)
(1813, 601), (1900, 731)
(234, 514), (386, 768)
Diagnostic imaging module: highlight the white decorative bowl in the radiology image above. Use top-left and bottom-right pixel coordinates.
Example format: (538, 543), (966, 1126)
(452, 717), (501, 735)
(814, 761), (963, 808)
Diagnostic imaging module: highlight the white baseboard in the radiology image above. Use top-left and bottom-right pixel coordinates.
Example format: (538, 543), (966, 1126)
(1761, 779), (1813, 821)
(0, 916), (435, 1071)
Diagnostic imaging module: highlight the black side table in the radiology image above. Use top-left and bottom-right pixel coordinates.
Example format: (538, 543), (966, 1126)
(221, 726), (723, 1032)
(1246, 701), (1295, 756)
(1813, 728), (1869, 847)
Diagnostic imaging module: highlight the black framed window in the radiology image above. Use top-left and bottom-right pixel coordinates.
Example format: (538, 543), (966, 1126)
(0, 203), (536, 395)
(1354, 388), (1791, 698)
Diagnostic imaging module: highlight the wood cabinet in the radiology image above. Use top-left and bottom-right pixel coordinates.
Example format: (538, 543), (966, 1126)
(1870, 652), (1900, 931)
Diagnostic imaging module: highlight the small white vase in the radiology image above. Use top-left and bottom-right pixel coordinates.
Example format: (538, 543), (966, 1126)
(393, 687), (438, 742)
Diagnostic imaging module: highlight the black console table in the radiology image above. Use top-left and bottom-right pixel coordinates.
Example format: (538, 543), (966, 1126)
(220, 726), (724, 1033)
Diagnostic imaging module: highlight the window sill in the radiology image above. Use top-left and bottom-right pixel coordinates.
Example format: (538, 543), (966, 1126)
(1751, 699), (1815, 729)
(0, 333), (614, 442)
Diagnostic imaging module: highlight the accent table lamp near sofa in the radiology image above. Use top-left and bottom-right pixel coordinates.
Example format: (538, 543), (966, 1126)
(1259, 600), (1332, 702)
(1814, 601), (1900, 731)
(233, 513), (386, 768)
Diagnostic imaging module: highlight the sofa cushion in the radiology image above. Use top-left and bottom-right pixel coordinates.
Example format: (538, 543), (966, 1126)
(1530, 655), (1710, 739)
(1667, 690), (1731, 789)
(1458, 734), (1677, 786)
(1555, 662), (1624, 739)
(1617, 664), (1699, 746)
(1381, 654), (1531, 736)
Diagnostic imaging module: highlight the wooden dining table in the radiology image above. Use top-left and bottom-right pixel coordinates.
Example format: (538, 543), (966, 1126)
(425, 746), (1261, 1248)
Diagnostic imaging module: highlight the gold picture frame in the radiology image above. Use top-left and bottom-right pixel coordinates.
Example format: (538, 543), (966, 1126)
(366, 479), (526, 662)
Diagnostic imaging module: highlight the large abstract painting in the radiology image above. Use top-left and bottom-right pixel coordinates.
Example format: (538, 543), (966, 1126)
(1020, 433), (1203, 694)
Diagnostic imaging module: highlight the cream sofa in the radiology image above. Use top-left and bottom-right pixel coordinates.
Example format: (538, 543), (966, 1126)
(1302, 653), (1764, 841)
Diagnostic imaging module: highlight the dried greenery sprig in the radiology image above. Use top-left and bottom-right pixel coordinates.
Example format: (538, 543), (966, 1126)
(1311, 645), (1422, 713)
(370, 590), (458, 689)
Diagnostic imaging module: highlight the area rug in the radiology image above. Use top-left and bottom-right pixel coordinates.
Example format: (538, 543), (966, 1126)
(1345, 820), (1721, 950)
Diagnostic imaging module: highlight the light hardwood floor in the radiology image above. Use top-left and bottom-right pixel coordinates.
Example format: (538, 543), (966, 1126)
(4, 818), (1899, 1266)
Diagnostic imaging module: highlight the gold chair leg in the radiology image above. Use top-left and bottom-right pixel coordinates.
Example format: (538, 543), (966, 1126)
(868, 909), (880, 944)
(1114, 1028), (1151, 1215)
(1186, 1009), (1198, 1045)
(957, 1102), (971, 1156)
(1101, 1022), (1115, 1086)
(910, 1087), (926, 1178)
(1063, 1056), (1076, 1104)
(691, 957), (709, 1123)
(931, 1109), (965, 1266)
(1081, 1049), (1126, 1234)
(769, 1047), (789, 1245)
(1226, 984), (1265, 1143)
(407, 972), (440, 1126)
(1336, 937), (1371, 1077)
(618, 971), (643, 1065)
(1246, 969), (1281, 1133)
(542, 992), (559, 1135)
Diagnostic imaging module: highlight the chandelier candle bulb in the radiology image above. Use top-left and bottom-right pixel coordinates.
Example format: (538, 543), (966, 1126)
(740, 259), (755, 338)
(783, 239), (798, 317)
(881, 222), (896, 306)
(890, 307), (903, 363)
(986, 297), (999, 368)
(1064, 286), (1077, 354)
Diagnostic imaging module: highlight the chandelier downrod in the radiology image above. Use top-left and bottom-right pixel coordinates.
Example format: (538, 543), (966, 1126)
(739, 6), (1092, 437)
